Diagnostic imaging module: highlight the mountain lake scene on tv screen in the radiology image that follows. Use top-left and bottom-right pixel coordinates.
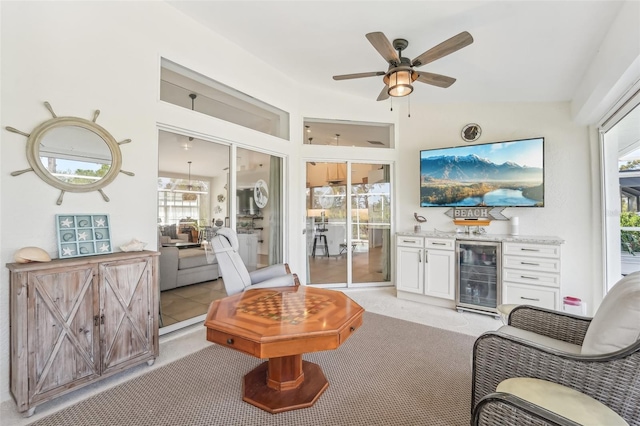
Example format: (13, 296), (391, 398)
(420, 138), (544, 207)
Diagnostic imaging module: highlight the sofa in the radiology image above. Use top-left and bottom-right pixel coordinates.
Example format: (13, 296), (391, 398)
(158, 234), (220, 292)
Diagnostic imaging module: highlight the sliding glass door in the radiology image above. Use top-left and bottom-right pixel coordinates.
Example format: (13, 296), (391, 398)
(236, 148), (284, 271)
(306, 161), (391, 286)
(351, 164), (391, 284)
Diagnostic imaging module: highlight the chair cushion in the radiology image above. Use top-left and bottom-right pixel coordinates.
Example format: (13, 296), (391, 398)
(498, 325), (582, 354)
(497, 378), (629, 426)
(178, 248), (209, 269)
(582, 271), (640, 355)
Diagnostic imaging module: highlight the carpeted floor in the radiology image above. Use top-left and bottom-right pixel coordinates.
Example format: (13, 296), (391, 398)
(31, 312), (476, 426)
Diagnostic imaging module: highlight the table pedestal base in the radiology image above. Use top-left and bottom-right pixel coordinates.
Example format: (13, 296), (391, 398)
(243, 356), (328, 413)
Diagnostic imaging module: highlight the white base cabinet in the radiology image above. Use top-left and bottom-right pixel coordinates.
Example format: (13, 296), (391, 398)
(502, 241), (561, 310)
(396, 233), (563, 311)
(396, 236), (455, 301)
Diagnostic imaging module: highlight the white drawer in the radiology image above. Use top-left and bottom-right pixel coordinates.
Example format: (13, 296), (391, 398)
(503, 268), (560, 288)
(397, 236), (424, 248)
(503, 255), (560, 274)
(503, 282), (559, 310)
(425, 238), (454, 251)
(503, 242), (560, 259)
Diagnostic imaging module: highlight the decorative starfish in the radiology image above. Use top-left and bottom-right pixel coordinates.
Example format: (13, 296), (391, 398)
(98, 243), (110, 253)
(77, 231), (89, 241)
(60, 218), (73, 228)
(94, 218), (106, 227)
(62, 247), (75, 256)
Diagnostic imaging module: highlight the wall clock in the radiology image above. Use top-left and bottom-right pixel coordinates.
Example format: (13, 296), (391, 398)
(461, 123), (481, 142)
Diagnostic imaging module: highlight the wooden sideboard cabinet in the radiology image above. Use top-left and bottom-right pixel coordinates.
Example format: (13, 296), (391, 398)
(8, 250), (160, 416)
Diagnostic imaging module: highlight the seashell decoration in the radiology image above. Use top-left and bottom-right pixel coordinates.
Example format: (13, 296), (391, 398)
(119, 239), (147, 252)
(14, 247), (52, 263)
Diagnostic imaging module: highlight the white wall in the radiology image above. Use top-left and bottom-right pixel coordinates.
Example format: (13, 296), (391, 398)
(396, 101), (595, 310)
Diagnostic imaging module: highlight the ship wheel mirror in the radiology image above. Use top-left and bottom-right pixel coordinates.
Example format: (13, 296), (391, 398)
(5, 102), (134, 205)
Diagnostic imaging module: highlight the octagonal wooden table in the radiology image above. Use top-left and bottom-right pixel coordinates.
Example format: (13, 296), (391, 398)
(204, 285), (364, 413)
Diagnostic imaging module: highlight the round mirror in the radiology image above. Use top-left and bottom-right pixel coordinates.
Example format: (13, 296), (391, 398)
(38, 125), (113, 185)
(7, 102), (133, 205)
(27, 117), (122, 194)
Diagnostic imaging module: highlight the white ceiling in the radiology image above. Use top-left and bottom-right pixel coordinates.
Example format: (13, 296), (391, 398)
(168, 1), (624, 104)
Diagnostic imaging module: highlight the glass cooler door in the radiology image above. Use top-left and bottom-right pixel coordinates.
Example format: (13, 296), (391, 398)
(456, 240), (501, 315)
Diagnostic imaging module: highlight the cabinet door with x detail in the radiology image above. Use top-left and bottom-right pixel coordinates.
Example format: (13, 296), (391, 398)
(100, 257), (154, 375)
(27, 265), (100, 406)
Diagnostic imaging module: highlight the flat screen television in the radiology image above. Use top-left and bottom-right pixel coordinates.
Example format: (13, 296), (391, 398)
(420, 137), (544, 207)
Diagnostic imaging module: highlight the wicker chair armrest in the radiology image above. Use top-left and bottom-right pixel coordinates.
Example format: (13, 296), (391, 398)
(473, 392), (580, 426)
(509, 305), (592, 345)
(472, 333), (640, 425)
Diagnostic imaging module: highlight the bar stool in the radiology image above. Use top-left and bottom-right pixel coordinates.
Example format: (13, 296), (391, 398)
(312, 227), (329, 258)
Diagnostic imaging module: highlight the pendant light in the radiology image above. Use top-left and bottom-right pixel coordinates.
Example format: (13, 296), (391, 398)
(182, 161), (197, 201)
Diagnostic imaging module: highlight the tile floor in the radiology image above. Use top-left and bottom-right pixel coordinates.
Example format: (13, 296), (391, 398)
(2, 287), (501, 425)
(160, 280), (226, 327)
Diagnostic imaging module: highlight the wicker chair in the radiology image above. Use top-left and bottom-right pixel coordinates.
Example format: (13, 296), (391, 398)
(471, 272), (640, 426)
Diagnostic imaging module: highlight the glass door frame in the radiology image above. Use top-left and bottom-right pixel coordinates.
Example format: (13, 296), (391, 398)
(158, 124), (289, 335)
(304, 159), (393, 289)
(598, 86), (640, 300)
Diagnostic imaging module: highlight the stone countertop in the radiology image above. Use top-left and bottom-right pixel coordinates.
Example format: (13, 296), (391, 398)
(397, 231), (564, 245)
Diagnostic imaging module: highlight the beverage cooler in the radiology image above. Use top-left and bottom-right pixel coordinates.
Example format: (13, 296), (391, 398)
(456, 240), (501, 316)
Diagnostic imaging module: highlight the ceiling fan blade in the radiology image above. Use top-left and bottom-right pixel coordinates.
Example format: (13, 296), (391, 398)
(411, 31), (474, 67)
(333, 71), (385, 81)
(366, 32), (400, 65)
(376, 86), (389, 101)
(415, 72), (456, 88)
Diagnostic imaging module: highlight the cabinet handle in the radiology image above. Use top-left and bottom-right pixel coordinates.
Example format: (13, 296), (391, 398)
(431, 242), (447, 246)
(418, 252), (421, 263)
(520, 275), (539, 280)
(403, 240), (415, 243)
(520, 297), (540, 301)
(100, 315), (104, 325)
(226, 338), (234, 345)
(520, 248), (540, 252)
(94, 315), (99, 326)
(521, 262), (540, 266)
(350, 326), (356, 332)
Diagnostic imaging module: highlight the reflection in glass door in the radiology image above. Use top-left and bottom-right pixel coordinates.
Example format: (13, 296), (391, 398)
(306, 161), (391, 286)
(306, 162), (348, 284)
(351, 164), (391, 284)
(237, 148), (284, 271)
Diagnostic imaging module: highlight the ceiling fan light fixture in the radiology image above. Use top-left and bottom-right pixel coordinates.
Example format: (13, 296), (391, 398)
(385, 69), (416, 97)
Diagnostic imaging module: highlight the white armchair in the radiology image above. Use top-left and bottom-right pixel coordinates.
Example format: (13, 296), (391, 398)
(208, 227), (299, 296)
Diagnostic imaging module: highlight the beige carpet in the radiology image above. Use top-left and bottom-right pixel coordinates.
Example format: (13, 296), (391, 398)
(31, 312), (476, 426)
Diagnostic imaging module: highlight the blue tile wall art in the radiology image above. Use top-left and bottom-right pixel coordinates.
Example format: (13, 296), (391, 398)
(56, 214), (112, 258)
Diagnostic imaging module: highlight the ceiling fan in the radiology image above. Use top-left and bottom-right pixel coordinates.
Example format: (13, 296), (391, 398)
(333, 31), (473, 101)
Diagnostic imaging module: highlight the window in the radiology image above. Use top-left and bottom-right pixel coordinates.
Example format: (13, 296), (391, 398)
(160, 58), (290, 140)
(157, 176), (210, 227)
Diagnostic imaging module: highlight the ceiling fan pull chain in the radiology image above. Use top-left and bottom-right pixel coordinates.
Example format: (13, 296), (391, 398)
(408, 94), (411, 118)
(390, 97), (393, 112)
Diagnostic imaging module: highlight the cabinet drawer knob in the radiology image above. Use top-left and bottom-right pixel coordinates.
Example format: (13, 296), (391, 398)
(226, 338), (234, 345)
(350, 326), (356, 332)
